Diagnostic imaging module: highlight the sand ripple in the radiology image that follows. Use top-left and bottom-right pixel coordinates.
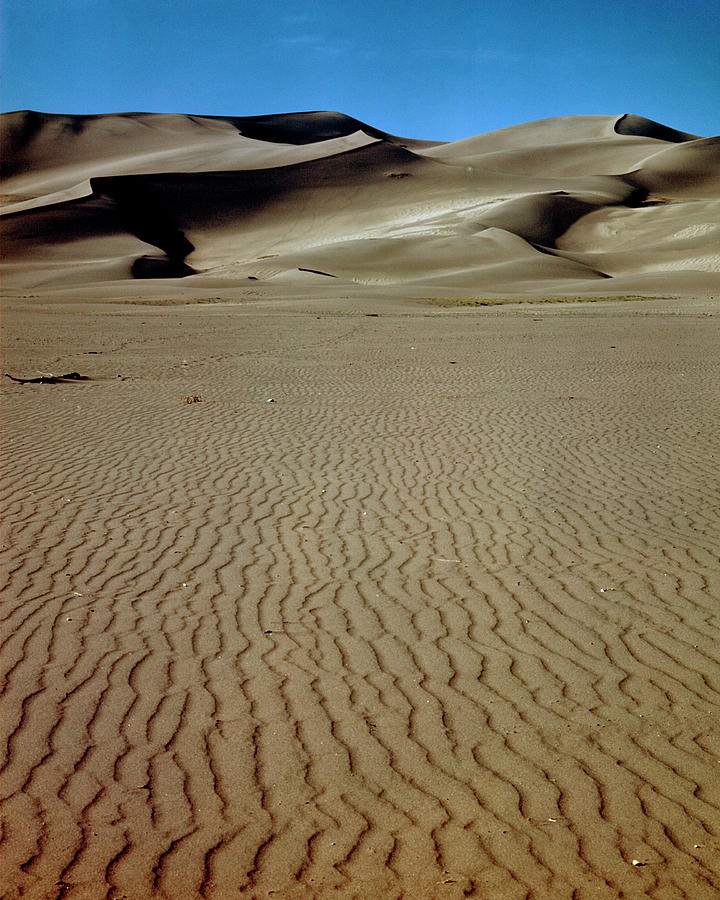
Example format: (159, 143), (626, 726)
(2, 300), (720, 897)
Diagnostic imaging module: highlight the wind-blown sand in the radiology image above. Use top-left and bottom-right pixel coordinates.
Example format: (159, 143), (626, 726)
(2, 111), (720, 898)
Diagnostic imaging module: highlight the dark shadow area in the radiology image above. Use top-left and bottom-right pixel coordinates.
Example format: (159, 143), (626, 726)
(131, 257), (196, 279)
(615, 114), (699, 143)
(206, 111), (389, 145)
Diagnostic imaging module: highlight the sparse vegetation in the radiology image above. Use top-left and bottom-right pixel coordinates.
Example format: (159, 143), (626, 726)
(641, 197), (674, 206)
(425, 295), (673, 307)
(130, 296), (238, 306)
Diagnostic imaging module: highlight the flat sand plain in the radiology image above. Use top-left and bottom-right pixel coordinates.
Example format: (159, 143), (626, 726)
(2, 291), (720, 899)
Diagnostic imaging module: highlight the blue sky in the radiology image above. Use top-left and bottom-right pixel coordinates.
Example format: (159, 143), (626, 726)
(2, 0), (718, 140)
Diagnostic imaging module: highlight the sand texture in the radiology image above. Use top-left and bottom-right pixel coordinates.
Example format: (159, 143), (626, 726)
(1, 110), (719, 296)
(2, 110), (720, 898)
(2, 292), (720, 899)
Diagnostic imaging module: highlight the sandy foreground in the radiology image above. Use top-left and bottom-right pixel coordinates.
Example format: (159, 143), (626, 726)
(2, 290), (720, 899)
(2, 110), (720, 898)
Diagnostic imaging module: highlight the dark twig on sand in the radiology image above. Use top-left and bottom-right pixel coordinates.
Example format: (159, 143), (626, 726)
(5, 372), (89, 385)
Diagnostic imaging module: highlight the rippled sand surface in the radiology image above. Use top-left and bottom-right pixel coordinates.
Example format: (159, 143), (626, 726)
(2, 295), (720, 898)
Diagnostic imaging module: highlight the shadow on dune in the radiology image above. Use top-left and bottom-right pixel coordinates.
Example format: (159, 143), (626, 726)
(614, 113), (699, 143)
(131, 257), (196, 279)
(89, 141), (432, 277)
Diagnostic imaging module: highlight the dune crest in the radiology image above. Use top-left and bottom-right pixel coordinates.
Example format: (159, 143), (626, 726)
(2, 110), (718, 296)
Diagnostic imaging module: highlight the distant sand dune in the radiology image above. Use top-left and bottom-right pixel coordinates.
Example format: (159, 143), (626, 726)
(2, 110), (718, 295)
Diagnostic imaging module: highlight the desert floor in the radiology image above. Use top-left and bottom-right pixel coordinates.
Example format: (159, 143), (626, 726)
(2, 291), (719, 899)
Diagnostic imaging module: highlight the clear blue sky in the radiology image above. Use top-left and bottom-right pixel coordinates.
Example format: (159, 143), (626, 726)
(2, 0), (718, 140)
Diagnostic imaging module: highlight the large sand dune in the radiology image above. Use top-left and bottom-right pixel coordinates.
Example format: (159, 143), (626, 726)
(2, 110), (719, 295)
(2, 111), (720, 899)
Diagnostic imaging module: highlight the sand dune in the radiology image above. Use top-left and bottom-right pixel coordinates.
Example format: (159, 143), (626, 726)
(2, 109), (718, 295)
(2, 110), (720, 898)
